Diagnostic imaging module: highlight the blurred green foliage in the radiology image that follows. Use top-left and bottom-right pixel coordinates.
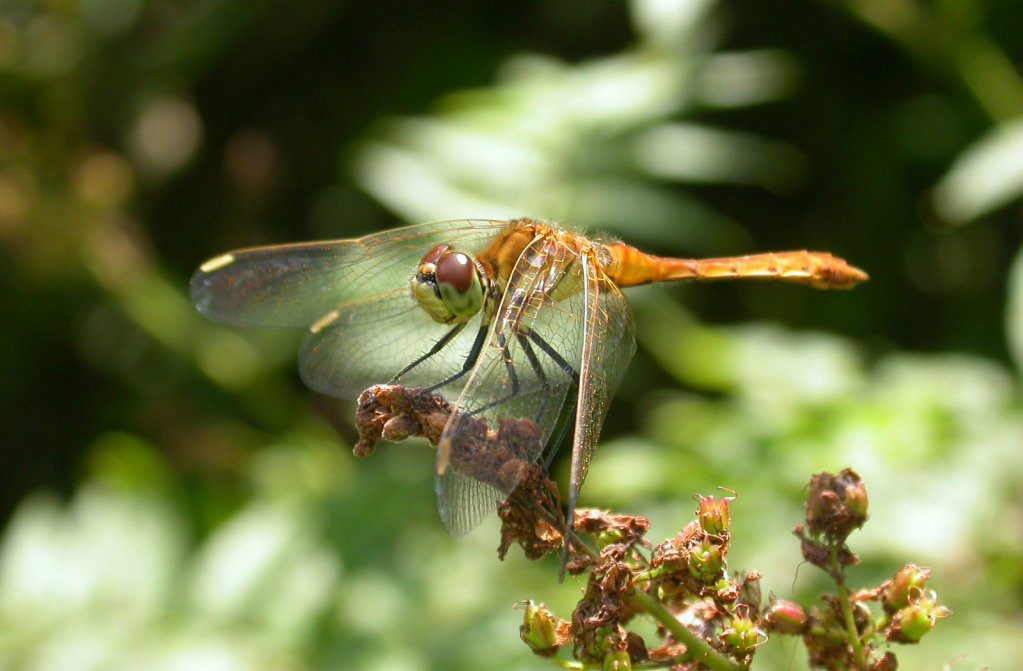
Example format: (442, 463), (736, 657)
(1, 0), (1023, 669)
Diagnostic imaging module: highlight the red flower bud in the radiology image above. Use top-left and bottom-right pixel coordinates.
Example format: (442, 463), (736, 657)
(844, 480), (869, 517)
(695, 494), (732, 535)
(882, 564), (930, 612)
(765, 599), (809, 635)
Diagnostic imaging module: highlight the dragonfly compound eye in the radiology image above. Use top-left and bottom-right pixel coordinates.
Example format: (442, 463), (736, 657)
(435, 252), (484, 321)
(419, 244), (451, 266)
(435, 252), (474, 292)
(409, 249), (484, 324)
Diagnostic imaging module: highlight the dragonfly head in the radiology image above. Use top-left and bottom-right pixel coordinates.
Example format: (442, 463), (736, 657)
(411, 245), (486, 324)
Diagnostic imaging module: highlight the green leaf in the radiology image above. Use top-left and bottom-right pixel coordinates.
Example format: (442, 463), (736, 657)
(932, 117), (1023, 224)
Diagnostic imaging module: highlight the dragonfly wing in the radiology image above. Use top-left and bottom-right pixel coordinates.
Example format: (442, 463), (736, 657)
(298, 288), (486, 400)
(435, 235), (587, 535)
(566, 255), (636, 526)
(434, 471), (502, 538)
(190, 219), (509, 328)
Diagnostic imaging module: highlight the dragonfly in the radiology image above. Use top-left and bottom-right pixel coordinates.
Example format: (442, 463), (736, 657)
(191, 218), (867, 537)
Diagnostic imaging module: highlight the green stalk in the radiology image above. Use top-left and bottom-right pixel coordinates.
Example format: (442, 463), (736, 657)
(629, 589), (743, 671)
(830, 544), (867, 668)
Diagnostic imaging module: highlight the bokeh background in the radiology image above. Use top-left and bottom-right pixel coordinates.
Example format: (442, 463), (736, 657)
(2, 0), (1023, 669)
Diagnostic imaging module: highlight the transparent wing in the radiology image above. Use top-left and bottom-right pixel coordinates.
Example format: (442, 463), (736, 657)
(190, 219), (509, 328)
(435, 235), (589, 535)
(298, 288), (486, 400)
(566, 254), (637, 526)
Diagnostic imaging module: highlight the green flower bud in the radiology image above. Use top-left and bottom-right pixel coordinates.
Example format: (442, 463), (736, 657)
(598, 528), (625, 547)
(519, 601), (561, 654)
(602, 649), (631, 671)
(720, 613), (766, 655)
(887, 590), (952, 643)
(689, 539), (724, 582)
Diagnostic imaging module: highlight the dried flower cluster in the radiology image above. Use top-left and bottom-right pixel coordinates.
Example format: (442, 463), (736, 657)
(517, 499), (771, 670)
(352, 386), (951, 670)
(765, 470), (951, 670)
(513, 472), (951, 670)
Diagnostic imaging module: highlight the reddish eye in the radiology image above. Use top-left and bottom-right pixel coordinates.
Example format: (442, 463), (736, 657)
(420, 245), (450, 266)
(435, 252), (474, 293)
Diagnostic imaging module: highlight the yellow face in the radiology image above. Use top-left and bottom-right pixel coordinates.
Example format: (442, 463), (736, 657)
(410, 245), (486, 324)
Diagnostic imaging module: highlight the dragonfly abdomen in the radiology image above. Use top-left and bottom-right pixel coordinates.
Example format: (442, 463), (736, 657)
(603, 243), (868, 290)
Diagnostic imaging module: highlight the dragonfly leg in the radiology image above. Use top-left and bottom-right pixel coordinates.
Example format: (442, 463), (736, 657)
(483, 328), (581, 468)
(390, 322), (466, 383)
(525, 328), (581, 535)
(465, 332), (522, 417)
(527, 330), (580, 384)
(515, 332), (553, 422)
(542, 390), (577, 472)
(420, 320), (489, 394)
(460, 327), (581, 464)
(512, 332), (579, 456)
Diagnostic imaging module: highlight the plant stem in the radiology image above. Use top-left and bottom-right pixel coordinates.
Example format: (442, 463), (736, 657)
(633, 658), (689, 669)
(629, 589), (743, 671)
(633, 565), (672, 584)
(830, 544), (868, 669)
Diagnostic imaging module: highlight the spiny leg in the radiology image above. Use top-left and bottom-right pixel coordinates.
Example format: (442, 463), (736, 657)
(527, 329), (579, 382)
(504, 327), (581, 469)
(464, 325), (582, 421)
(516, 332), (553, 422)
(516, 331), (581, 464)
(524, 327), (583, 577)
(542, 388), (578, 472)
(390, 322), (466, 383)
(419, 320), (490, 394)
(466, 330), (521, 417)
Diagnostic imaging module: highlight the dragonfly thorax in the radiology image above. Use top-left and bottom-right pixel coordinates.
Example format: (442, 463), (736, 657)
(410, 245), (488, 324)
